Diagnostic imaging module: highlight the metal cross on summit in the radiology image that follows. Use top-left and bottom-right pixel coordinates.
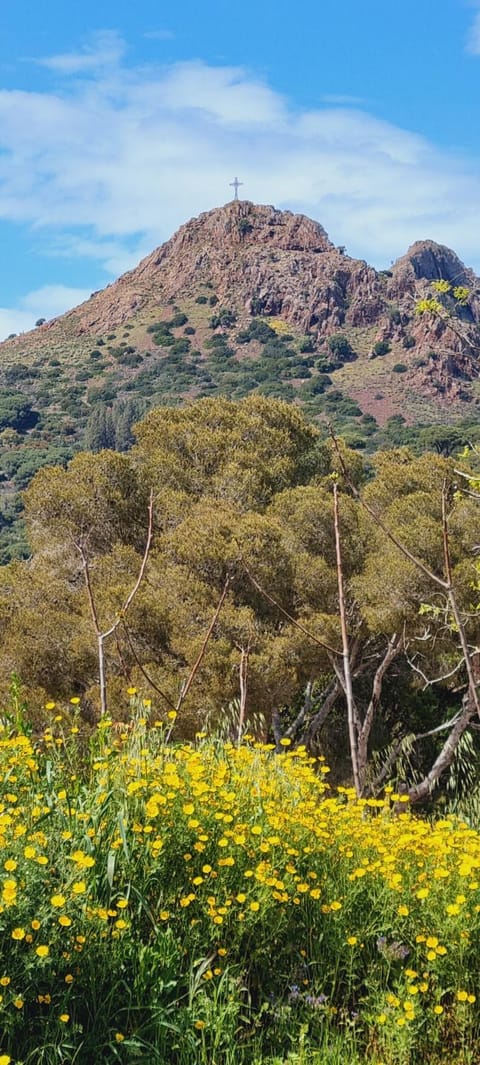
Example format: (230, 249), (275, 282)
(230, 177), (243, 201)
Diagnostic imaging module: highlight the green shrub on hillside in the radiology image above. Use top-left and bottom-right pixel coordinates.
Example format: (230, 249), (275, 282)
(372, 340), (391, 357)
(0, 391), (39, 433)
(210, 308), (237, 329)
(327, 334), (356, 362)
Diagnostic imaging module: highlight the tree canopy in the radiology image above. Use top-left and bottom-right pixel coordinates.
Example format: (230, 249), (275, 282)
(2, 395), (480, 800)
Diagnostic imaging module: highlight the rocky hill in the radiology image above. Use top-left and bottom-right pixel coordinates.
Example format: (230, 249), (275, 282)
(0, 200), (479, 558)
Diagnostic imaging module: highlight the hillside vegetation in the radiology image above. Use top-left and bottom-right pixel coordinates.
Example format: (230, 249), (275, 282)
(1, 395), (480, 808)
(0, 202), (479, 562)
(1, 206), (480, 1062)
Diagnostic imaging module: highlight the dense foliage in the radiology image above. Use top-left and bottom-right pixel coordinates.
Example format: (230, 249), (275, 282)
(0, 396), (479, 803)
(1, 712), (480, 1063)
(1, 293), (480, 563)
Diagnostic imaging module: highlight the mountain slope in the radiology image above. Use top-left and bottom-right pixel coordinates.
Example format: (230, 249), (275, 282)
(0, 200), (479, 557)
(3, 201), (479, 406)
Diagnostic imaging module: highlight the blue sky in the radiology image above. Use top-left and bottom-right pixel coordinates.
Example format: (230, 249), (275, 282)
(0, 0), (479, 338)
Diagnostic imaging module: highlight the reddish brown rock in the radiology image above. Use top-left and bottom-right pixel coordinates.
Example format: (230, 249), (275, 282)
(2, 202), (479, 411)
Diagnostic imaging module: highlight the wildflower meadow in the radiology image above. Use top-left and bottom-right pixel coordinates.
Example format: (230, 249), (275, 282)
(0, 700), (480, 1064)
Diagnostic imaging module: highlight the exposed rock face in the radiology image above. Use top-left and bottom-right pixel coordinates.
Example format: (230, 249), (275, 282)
(68, 202), (390, 338)
(157, 201), (334, 255)
(2, 201), (479, 409)
(392, 240), (475, 287)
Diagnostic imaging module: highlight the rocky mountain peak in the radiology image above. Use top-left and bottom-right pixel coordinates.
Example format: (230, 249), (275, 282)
(156, 201), (334, 257)
(1, 202), (479, 435)
(392, 240), (474, 287)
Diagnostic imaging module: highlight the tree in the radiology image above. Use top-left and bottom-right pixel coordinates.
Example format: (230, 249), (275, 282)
(327, 334), (356, 362)
(0, 391), (38, 432)
(1, 395), (479, 807)
(335, 440), (480, 801)
(209, 308), (237, 329)
(417, 425), (466, 457)
(134, 395), (328, 509)
(77, 491), (154, 715)
(372, 340), (391, 357)
(84, 406), (115, 452)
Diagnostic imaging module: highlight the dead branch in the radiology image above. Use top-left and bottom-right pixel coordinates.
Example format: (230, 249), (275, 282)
(237, 646), (249, 745)
(240, 556), (341, 657)
(283, 679), (312, 742)
(357, 632), (404, 791)
(407, 688), (478, 803)
(101, 490), (155, 641)
(368, 709), (467, 796)
(121, 622), (178, 713)
(75, 490), (154, 716)
(75, 542), (101, 636)
(165, 576), (231, 741)
(403, 643), (464, 689)
(331, 432), (480, 713)
(272, 678), (342, 751)
(441, 481), (480, 720)
(330, 432), (480, 798)
(303, 677), (342, 745)
(333, 482), (361, 795)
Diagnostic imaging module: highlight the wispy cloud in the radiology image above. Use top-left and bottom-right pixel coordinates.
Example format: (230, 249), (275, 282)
(0, 285), (92, 340)
(144, 30), (176, 42)
(1, 31), (480, 336)
(321, 94), (365, 106)
(466, 2), (480, 53)
(36, 30), (126, 75)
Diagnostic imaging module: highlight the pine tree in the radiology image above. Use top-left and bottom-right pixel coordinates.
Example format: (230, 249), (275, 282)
(84, 406), (115, 451)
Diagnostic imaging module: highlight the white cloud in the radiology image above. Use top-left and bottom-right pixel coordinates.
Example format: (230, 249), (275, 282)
(321, 94), (365, 106)
(0, 309), (37, 340)
(0, 285), (92, 341)
(143, 30), (176, 42)
(466, 6), (480, 53)
(156, 62), (286, 124)
(0, 33), (480, 303)
(46, 233), (152, 277)
(36, 30), (126, 74)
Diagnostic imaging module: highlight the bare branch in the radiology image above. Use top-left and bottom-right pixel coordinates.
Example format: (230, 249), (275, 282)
(415, 710), (463, 740)
(407, 689), (478, 804)
(274, 681), (315, 749)
(357, 632), (404, 780)
(403, 643), (464, 689)
(333, 482), (361, 795)
(369, 710), (466, 796)
(121, 622), (178, 713)
(114, 627), (130, 680)
(418, 305), (478, 352)
(101, 490), (155, 640)
(74, 490), (155, 716)
(240, 556), (341, 657)
(369, 736), (409, 794)
(165, 576), (232, 741)
(303, 678), (342, 745)
(237, 646), (249, 745)
(283, 680), (312, 742)
(329, 430), (449, 590)
(331, 656), (362, 732)
(330, 434), (480, 796)
(273, 678), (341, 750)
(74, 541), (101, 637)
